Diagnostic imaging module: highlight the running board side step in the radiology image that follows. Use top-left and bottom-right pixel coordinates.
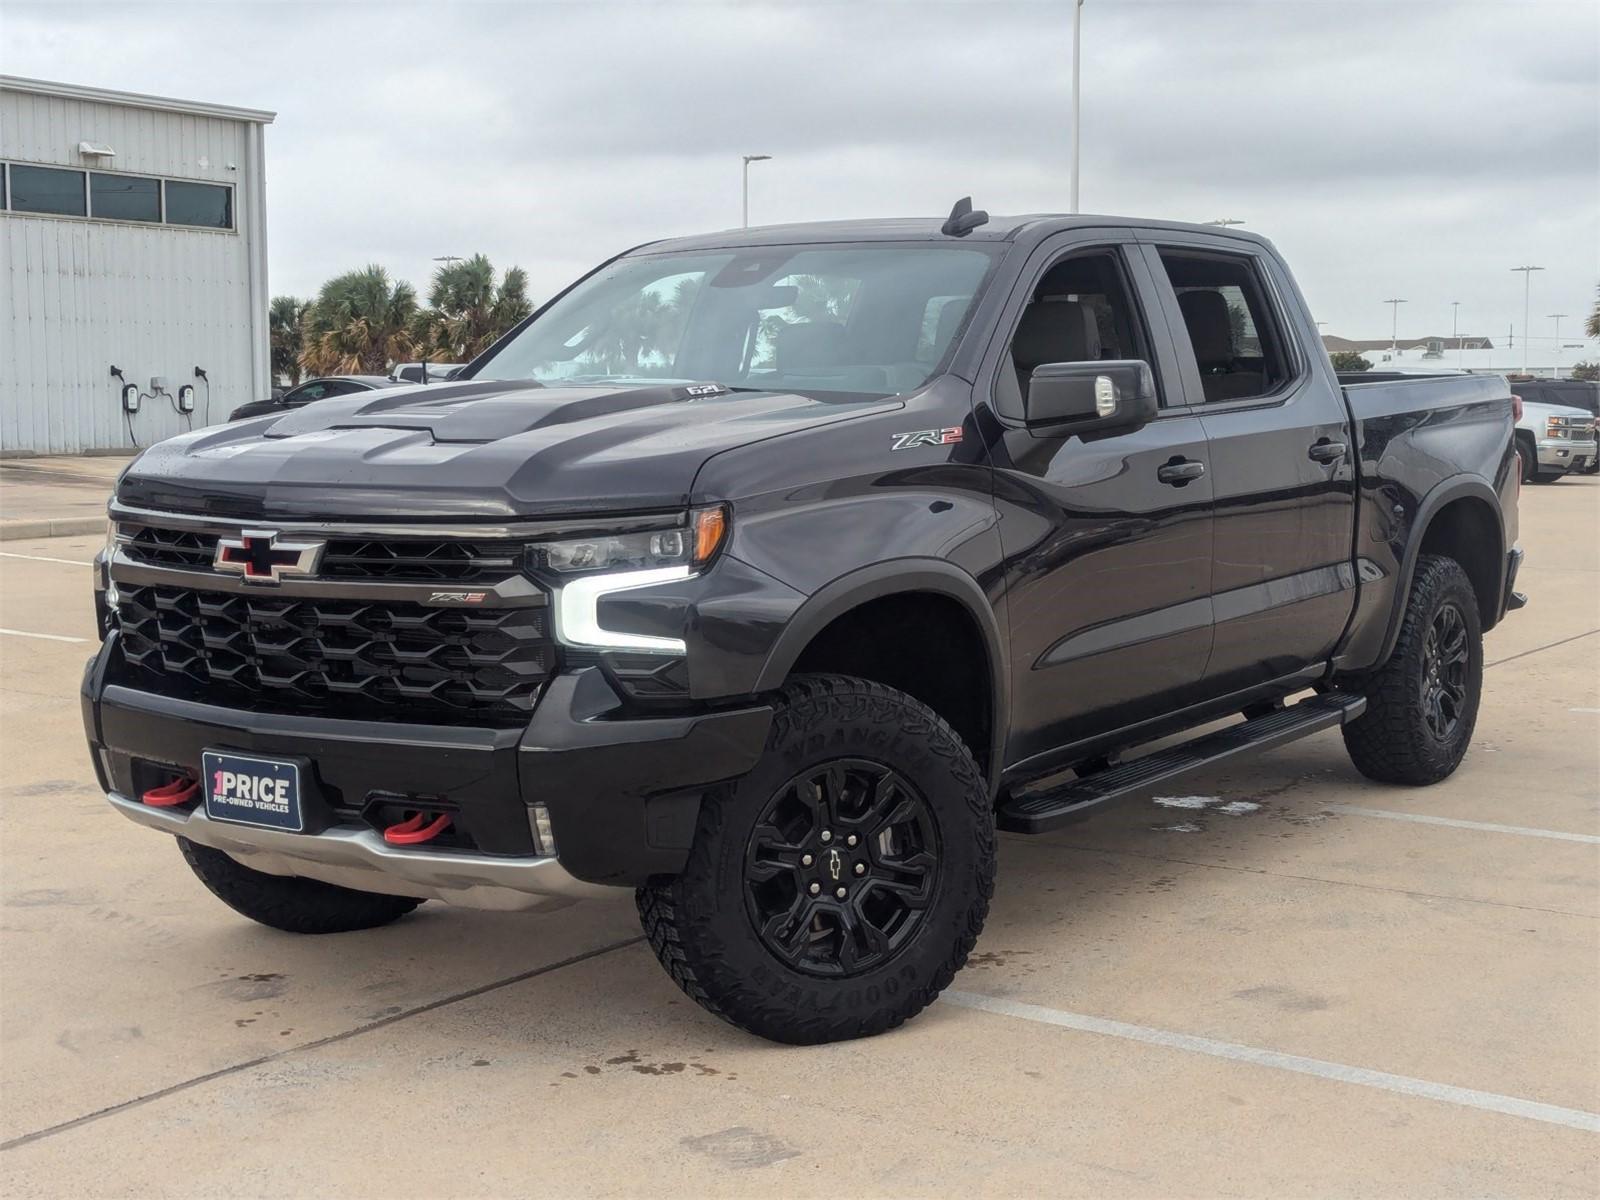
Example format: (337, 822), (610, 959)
(997, 691), (1366, 835)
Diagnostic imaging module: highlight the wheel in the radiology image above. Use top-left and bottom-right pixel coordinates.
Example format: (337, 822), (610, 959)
(1530, 471), (1562, 483)
(1341, 554), (1483, 785)
(179, 838), (422, 934)
(637, 675), (995, 1045)
(1515, 439), (1537, 484)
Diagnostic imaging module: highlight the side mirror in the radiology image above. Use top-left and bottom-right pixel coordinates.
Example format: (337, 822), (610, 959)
(1025, 360), (1158, 434)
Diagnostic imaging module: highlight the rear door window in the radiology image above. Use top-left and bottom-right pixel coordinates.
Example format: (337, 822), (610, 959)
(1157, 250), (1293, 403)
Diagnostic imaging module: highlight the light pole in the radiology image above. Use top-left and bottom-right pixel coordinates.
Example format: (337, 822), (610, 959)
(1070, 0), (1084, 213)
(1384, 298), (1407, 355)
(741, 155), (771, 229)
(1451, 300), (1461, 367)
(1549, 313), (1567, 378)
(433, 255), (462, 266)
(1511, 266), (1544, 374)
(1206, 218), (1245, 227)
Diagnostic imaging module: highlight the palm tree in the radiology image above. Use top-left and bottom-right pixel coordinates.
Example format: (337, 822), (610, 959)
(300, 266), (419, 377)
(269, 296), (308, 386)
(416, 254), (533, 363)
(1585, 285), (1599, 340)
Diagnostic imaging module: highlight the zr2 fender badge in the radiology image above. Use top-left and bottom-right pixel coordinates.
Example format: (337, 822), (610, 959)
(891, 426), (964, 451)
(428, 591), (488, 605)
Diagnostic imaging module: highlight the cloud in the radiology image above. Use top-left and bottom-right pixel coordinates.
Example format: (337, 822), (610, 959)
(5, 0), (1597, 351)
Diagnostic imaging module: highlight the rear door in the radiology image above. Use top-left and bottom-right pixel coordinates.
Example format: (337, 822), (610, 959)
(1138, 235), (1357, 694)
(980, 230), (1216, 769)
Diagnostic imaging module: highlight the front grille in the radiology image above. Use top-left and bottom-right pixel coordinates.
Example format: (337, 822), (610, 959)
(320, 538), (522, 582)
(120, 524), (523, 584)
(116, 584), (550, 722)
(127, 525), (218, 570)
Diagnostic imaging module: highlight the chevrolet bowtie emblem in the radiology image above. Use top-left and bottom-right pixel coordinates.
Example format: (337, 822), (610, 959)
(215, 529), (324, 584)
(828, 849), (842, 881)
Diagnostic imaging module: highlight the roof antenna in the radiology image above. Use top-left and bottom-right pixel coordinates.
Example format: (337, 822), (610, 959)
(941, 196), (989, 237)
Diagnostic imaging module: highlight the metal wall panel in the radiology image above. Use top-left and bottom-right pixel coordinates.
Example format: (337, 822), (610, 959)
(0, 80), (271, 454)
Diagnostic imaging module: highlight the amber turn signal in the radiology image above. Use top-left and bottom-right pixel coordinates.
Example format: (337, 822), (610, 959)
(692, 505), (728, 567)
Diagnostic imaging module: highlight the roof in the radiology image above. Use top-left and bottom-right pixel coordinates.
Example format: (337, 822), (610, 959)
(645, 213), (1277, 253)
(0, 75), (275, 125)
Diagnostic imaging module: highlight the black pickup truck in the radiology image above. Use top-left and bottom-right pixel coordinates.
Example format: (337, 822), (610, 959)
(85, 208), (1523, 1044)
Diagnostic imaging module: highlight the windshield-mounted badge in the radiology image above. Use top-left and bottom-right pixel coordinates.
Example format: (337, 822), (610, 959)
(891, 426), (964, 451)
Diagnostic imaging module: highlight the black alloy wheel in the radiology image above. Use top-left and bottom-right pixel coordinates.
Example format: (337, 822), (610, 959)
(744, 759), (940, 978)
(1420, 602), (1470, 742)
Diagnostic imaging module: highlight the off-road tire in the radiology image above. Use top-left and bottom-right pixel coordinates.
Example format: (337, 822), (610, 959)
(1342, 554), (1483, 785)
(637, 674), (995, 1045)
(179, 838), (423, 934)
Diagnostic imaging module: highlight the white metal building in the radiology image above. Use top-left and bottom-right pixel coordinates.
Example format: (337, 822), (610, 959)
(1, 76), (274, 455)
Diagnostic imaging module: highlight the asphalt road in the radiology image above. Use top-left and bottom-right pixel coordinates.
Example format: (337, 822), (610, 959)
(1, 477), (1595, 1197)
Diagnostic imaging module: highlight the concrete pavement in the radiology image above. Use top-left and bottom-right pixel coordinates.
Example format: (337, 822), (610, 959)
(0, 478), (1595, 1197)
(0, 457), (129, 541)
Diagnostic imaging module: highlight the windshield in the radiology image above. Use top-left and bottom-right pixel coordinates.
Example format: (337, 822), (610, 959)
(471, 244), (998, 396)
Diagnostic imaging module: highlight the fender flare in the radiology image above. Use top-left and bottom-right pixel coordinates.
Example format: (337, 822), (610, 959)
(1374, 474), (1505, 665)
(753, 558), (1009, 794)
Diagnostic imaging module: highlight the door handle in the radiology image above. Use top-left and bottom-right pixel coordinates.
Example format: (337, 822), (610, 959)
(1156, 458), (1206, 485)
(1308, 439), (1348, 463)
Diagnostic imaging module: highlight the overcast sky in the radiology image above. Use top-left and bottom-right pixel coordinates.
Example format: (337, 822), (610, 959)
(7, 0), (1598, 361)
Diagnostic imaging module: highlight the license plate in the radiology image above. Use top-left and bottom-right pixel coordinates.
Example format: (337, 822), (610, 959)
(202, 750), (303, 832)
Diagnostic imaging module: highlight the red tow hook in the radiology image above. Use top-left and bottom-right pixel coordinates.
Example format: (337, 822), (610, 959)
(142, 777), (199, 807)
(383, 812), (453, 846)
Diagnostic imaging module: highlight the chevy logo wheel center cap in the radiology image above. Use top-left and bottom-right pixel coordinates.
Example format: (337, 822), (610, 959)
(215, 530), (325, 584)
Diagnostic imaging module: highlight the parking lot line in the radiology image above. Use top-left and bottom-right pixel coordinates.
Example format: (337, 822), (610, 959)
(0, 551), (93, 567)
(1325, 804), (1600, 844)
(942, 990), (1600, 1133)
(0, 627), (88, 644)
(1486, 627), (1599, 669)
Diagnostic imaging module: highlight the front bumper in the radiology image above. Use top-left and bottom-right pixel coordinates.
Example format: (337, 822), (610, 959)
(108, 791), (609, 910)
(1535, 437), (1597, 473)
(84, 636), (773, 903)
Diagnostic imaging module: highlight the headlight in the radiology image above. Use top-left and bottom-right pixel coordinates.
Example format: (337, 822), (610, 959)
(537, 507), (728, 654)
(1546, 417), (1565, 438)
(526, 506), (727, 576)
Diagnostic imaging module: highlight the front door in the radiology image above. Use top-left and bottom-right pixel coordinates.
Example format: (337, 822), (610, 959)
(981, 234), (1216, 770)
(1138, 237), (1358, 694)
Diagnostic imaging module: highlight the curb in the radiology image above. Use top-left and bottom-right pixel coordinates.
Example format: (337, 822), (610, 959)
(0, 517), (105, 542)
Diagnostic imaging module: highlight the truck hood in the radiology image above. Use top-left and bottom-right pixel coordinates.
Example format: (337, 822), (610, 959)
(116, 379), (900, 520)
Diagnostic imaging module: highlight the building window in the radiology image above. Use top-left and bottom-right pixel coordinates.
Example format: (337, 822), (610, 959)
(164, 180), (232, 229)
(90, 172), (161, 223)
(9, 164), (87, 217)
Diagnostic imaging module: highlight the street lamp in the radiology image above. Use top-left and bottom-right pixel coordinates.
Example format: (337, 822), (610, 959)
(1206, 218), (1245, 227)
(1549, 313), (1568, 378)
(433, 255), (462, 266)
(1384, 298), (1407, 355)
(1070, 0), (1084, 214)
(741, 155), (771, 228)
(1511, 266), (1544, 374)
(1451, 300), (1461, 368)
